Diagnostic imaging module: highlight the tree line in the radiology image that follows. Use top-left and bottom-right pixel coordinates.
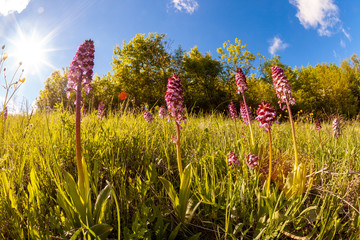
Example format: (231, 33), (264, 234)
(36, 33), (360, 119)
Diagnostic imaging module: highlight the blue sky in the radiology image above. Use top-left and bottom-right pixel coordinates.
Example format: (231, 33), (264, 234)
(0, 0), (359, 112)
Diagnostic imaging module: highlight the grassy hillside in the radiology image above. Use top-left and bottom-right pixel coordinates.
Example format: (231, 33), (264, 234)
(1, 108), (360, 239)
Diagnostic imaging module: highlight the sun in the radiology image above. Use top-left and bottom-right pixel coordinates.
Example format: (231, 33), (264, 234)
(10, 29), (55, 75)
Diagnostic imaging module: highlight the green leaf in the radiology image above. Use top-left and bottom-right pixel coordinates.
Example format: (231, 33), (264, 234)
(70, 228), (83, 240)
(168, 223), (181, 240)
(94, 183), (112, 224)
(159, 177), (179, 208)
(63, 171), (86, 221)
(90, 223), (113, 240)
(57, 191), (79, 227)
(178, 163), (193, 222)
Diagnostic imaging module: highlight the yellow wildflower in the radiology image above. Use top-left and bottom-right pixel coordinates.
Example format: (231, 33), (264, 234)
(19, 77), (26, 83)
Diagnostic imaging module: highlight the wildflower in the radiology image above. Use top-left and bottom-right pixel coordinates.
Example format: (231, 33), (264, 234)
(143, 110), (154, 123)
(158, 105), (167, 119)
(228, 152), (240, 167)
(235, 68), (255, 145)
(98, 102), (105, 119)
(333, 117), (340, 138)
(228, 101), (238, 119)
(119, 92), (127, 100)
(255, 101), (277, 132)
(3, 52), (8, 61)
(165, 74), (186, 126)
(171, 135), (177, 143)
(19, 77), (25, 83)
(240, 101), (253, 125)
(67, 39), (95, 101)
(271, 65), (295, 110)
(235, 68), (247, 94)
(246, 153), (259, 168)
(316, 119), (322, 131)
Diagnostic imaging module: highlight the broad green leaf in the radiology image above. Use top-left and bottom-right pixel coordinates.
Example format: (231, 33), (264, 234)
(63, 171), (86, 222)
(94, 184), (112, 224)
(159, 177), (179, 208)
(179, 163), (193, 222)
(90, 223), (113, 240)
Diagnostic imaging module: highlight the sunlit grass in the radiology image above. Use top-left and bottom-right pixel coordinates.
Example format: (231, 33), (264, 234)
(0, 109), (360, 239)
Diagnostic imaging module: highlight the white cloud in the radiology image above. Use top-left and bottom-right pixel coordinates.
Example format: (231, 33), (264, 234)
(340, 39), (345, 48)
(171, 0), (199, 14)
(290, 0), (341, 36)
(342, 28), (351, 41)
(0, 0), (31, 16)
(268, 37), (289, 55)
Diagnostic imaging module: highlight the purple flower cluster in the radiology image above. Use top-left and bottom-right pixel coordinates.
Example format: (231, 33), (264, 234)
(271, 65), (295, 110)
(240, 101), (253, 125)
(144, 110), (154, 123)
(158, 106), (167, 119)
(228, 152), (240, 167)
(255, 101), (277, 132)
(67, 40), (95, 102)
(332, 117), (340, 138)
(228, 101), (238, 120)
(235, 68), (247, 94)
(316, 119), (322, 131)
(98, 102), (105, 119)
(246, 153), (259, 168)
(165, 74), (186, 126)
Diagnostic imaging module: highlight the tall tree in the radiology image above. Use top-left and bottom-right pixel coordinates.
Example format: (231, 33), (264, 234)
(111, 33), (172, 107)
(36, 68), (73, 110)
(182, 46), (225, 110)
(217, 38), (262, 109)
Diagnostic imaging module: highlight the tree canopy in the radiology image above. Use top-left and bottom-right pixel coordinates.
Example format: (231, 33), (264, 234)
(37, 32), (360, 119)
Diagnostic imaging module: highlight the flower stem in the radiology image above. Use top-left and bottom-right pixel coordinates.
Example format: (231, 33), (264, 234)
(176, 122), (183, 178)
(233, 118), (237, 134)
(267, 129), (272, 197)
(75, 80), (84, 191)
(241, 94), (255, 147)
(285, 99), (299, 168)
(318, 130), (322, 148)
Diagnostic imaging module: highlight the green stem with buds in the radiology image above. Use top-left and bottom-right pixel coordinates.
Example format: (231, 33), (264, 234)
(285, 99), (299, 168)
(267, 129), (273, 197)
(75, 80), (84, 192)
(242, 94), (255, 147)
(176, 122), (183, 178)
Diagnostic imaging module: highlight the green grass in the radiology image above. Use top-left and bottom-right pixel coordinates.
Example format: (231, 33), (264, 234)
(0, 109), (360, 239)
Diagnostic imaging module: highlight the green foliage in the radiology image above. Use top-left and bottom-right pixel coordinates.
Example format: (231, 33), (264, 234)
(111, 33), (172, 107)
(182, 46), (226, 110)
(56, 167), (113, 239)
(36, 68), (73, 110)
(36, 34), (360, 116)
(159, 163), (198, 224)
(217, 38), (258, 76)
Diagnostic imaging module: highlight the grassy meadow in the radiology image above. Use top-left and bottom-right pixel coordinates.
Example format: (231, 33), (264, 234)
(1, 105), (360, 239)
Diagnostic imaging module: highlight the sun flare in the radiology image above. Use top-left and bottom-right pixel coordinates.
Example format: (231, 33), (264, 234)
(9, 29), (55, 75)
